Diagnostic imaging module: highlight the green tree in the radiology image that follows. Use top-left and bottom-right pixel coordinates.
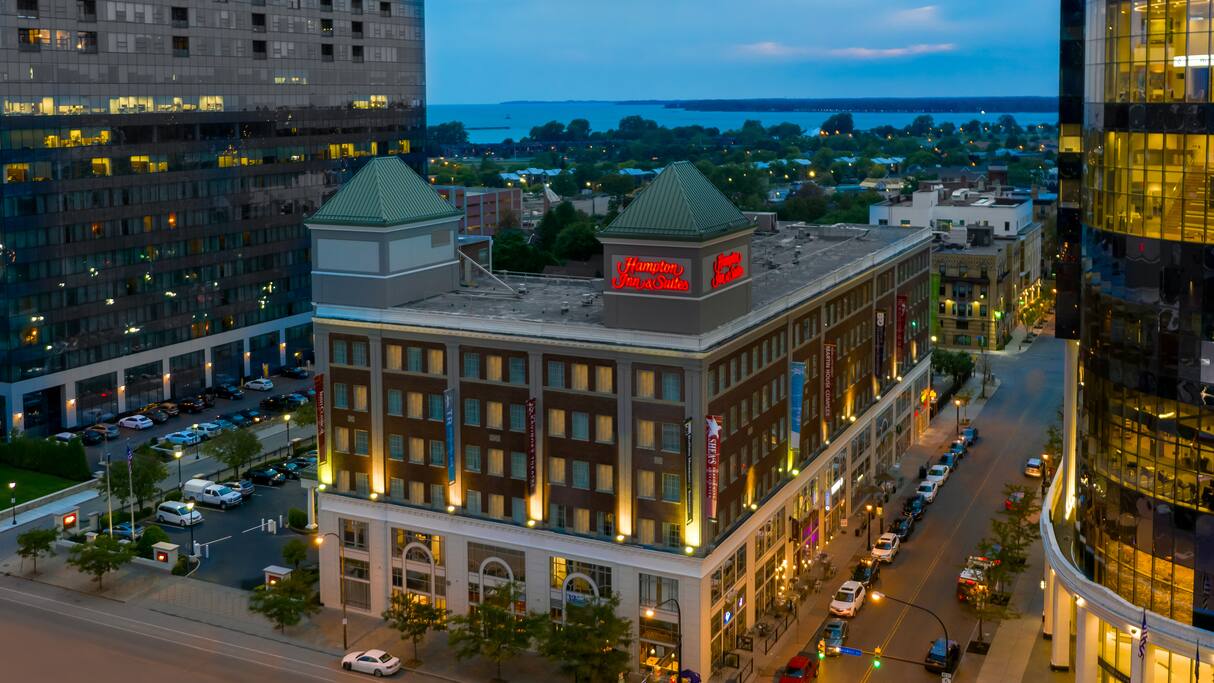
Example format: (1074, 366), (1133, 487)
(565, 118), (591, 141)
(447, 582), (545, 682)
(932, 349), (974, 389)
(135, 525), (170, 559)
(382, 590), (448, 665)
(964, 483), (1043, 643)
(16, 527), (58, 575)
(281, 538), (309, 570)
(292, 401), (316, 428)
(428, 121), (469, 146)
(529, 120), (566, 141)
(819, 112), (855, 135)
(202, 428), (262, 480)
(248, 573), (320, 633)
(1044, 408), (1064, 461)
(554, 223), (601, 262)
(549, 172), (579, 198)
(68, 535), (135, 590)
(97, 450), (168, 511)
(538, 594), (632, 683)
(598, 174), (634, 205)
(908, 114), (936, 137)
(492, 229), (553, 274)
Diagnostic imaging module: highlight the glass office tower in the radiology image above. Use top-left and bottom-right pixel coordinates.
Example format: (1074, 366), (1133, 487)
(0, 0), (426, 434)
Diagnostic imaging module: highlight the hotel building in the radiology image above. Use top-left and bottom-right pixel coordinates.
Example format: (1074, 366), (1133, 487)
(309, 158), (933, 678)
(0, 0), (426, 434)
(1043, 1), (1214, 681)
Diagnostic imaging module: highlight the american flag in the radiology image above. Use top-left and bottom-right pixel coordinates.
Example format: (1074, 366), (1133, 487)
(126, 445), (133, 472)
(1138, 608), (1148, 660)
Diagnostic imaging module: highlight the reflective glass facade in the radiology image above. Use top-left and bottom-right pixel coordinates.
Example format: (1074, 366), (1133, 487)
(1076, 0), (1214, 630)
(0, 0), (425, 426)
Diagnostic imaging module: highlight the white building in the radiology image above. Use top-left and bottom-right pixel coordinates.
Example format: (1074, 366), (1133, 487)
(868, 185), (1035, 239)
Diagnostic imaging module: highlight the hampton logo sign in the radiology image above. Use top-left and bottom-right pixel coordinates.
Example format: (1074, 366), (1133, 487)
(709, 251), (745, 289)
(611, 256), (690, 293)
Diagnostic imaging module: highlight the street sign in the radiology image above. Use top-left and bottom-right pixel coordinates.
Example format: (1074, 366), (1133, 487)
(837, 646), (864, 657)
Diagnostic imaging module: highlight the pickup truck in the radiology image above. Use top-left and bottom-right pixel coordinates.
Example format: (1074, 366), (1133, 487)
(181, 478), (244, 509)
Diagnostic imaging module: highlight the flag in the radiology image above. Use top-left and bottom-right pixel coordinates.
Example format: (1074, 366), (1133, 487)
(1195, 639), (1200, 683)
(1138, 607), (1148, 660)
(126, 445), (133, 473)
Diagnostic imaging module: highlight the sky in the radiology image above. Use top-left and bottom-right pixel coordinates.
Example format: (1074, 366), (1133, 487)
(426, 0), (1058, 104)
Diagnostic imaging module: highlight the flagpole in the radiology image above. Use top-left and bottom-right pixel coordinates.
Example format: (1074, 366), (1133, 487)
(104, 445), (113, 536)
(126, 440), (136, 535)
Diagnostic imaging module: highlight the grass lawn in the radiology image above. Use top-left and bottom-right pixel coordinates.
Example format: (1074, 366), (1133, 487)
(0, 464), (80, 506)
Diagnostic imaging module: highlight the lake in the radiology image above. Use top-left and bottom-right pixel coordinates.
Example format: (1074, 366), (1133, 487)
(429, 102), (1058, 144)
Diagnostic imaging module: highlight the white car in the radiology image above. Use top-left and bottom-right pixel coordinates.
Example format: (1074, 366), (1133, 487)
(155, 501), (202, 527)
(341, 649), (401, 677)
(925, 464), (950, 486)
(193, 422), (223, 439)
(1024, 457), (1044, 478)
(118, 415), (154, 430)
(916, 480), (940, 503)
(245, 378), (274, 391)
(829, 580), (866, 617)
(52, 432), (76, 443)
(871, 532), (901, 563)
(163, 430), (201, 446)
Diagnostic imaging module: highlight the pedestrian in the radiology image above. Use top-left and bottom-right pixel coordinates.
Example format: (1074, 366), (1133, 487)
(918, 464), (928, 480)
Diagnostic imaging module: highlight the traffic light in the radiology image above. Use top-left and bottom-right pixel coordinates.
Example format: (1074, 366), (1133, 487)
(817, 639), (826, 660)
(873, 646), (882, 669)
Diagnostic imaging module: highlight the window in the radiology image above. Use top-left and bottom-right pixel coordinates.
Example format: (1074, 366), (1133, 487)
(353, 385), (368, 412)
(379, 0), (391, 16)
(508, 357), (526, 384)
(486, 401), (503, 430)
(462, 352), (480, 378)
(488, 494), (505, 519)
(596, 366), (613, 393)
(172, 35), (189, 57)
(549, 457), (566, 485)
(637, 470), (655, 499)
(661, 373), (681, 401)
(547, 408), (565, 437)
(660, 423), (681, 453)
(639, 574), (679, 608)
(571, 412), (589, 441)
(512, 498), (526, 523)
(662, 473), (680, 502)
(486, 356), (502, 381)
(571, 363), (589, 391)
(511, 452), (526, 480)
(321, 42), (334, 61)
(409, 481), (424, 505)
(637, 420), (655, 449)
(465, 445), (481, 473)
(386, 389), (402, 416)
(352, 341), (368, 366)
(546, 360), (565, 388)
(661, 522), (681, 548)
(353, 429), (369, 456)
(334, 427), (350, 453)
(341, 518), (368, 549)
(252, 12), (266, 32)
(333, 383), (348, 409)
(332, 340), (349, 365)
(509, 404), (526, 432)
(406, 347), (423, 372)
(466, 490), (481, 515)
(463, 399), (480, 426)
(571, 461), (590, 489)
(430, 484), (444, 509)
(407, 392), (423, 419)
(636, 370), (655, 398)
(428, 394), (443, 421)
(638, 518), (655, 545)
(574, 508), (591, 534)
(428, 440), (445, 467)
(320, 18), (333, 33)
(354, 473), (370, 496)
(409, 437), (424, 463)
(596, 464), (614, 493)
(596, 415), (614, 443)
(426, 349), (443, 374)
(252, 39), (267, 58)
(389, 477), (404, 500)
(388, 434), (404, 461)
(17, 0), (38, 19)
(488, 449), (504, 477)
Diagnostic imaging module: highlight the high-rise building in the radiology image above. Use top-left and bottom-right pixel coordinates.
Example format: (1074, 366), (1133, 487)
(1043, 1), (1214, 679)
(307, 159), (934, 678)
(0, 0), (426, 435)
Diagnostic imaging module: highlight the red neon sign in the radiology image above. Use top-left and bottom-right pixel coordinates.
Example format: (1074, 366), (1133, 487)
(710, 251), (745, 289)
(611, 257), (690, 292)
(62, 513), (77, 529)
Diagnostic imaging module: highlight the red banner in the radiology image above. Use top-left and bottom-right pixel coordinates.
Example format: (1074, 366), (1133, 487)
(875, 310), (887, 377)
(526, 398), (537, 495)
(314, 373), (326, 467)
(706, 416), (722, 521)
(823, 343), (835, 424)
(896, 294), (908, 362)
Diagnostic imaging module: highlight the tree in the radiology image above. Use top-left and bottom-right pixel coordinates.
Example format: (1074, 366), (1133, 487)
(964, 483), (1043, 643)
(1044, 407), (1064, 462)
(248, 573), (320, 633)
(203, 428), (262, 480)
(97, 450), (168, 511)
(447, 582), (545, 682)
(565, 118), (591, 141)
(492, 229), (554, 274)
(598, 174), (634, 206)
(549, 172), (579, 198)
(428, 121), (469, 146)
(281, 538), (309, 570)
(931, 349), (974, 389)
(16, 527), (58, 575)
(529, 120), (566, 141)
(908, 114), (936, 137)
(538, 594), (632, 683)
(292, 400), (316, 428)
(554, 223), (601, 262)
(67, 535), (135, 590)
(819, 112), (854, 135)
(383, 591), (448, 665)
(135, 525), (170, 559)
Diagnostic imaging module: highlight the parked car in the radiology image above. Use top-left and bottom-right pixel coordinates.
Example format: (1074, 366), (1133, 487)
(259, 395), (288, 412)
(821, 619), (848, 656)
(162, 430), (201, 447)
(939, 453), (960, 471)
(157, 402), (181, 417)
(87, 423), (120, 440)
(279, 366), (310, 379)
(949, 438), (968, 457)
(52, 432), (77, 444)
(1005, 490), (1027, 510)
(916, 480), (940, 503)
(871, 533), (901, 563)
(214, 384), (244, 400)
(829, 581), (866, 617)
(193, 422), (223, 439)
(105, 521), (145, 540)
(245, 378), (274, 392)
(924, 638), (961, 674)
(178, 396), (206, 414)
(245, 467), (286, 486)
(118, 415), (154, 430)
(239, 408), (263, 424)
(79, 429), (104, 446)
(286, 457), (315, 471)
(851, 557), (881, 588)
(155, 501), (202, 527)
(962, 426), (979, 445)
(902, 495), (926, 520)
(284, 393), (308, 409)
(341, 650), (401, 677)
(1024, 457), (1044, 478)
(890, 514), (915, 541)
(925, 464), (950, 487)
(212, 418), (239, 432)
(270, 462), (302, 480)
(140, 408), (170, 424)
(778, 655), (818, 682)
(220, 412), (249, 428)
(181, 478), (243, 509)
(223, 479), (255, 499)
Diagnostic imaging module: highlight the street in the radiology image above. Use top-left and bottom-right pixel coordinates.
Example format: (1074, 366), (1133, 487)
(808, 326), (1063, 682)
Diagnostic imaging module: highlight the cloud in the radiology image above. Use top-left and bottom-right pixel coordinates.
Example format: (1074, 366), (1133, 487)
(827, 43), (957, 59)
(732, 41), (814, 60)
(731, 41), (956, 62)
(889, 4), (941, 26)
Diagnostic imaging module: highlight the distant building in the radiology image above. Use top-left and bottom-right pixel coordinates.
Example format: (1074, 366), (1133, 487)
(435, 186), (523, 236)
(868, 185), (1034, 239)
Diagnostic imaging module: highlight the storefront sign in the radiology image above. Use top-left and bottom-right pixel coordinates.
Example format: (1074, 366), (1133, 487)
(896, 295), (908, 362)
(684, 417), (694, 524)
(610, 256), (690, 293)
(709, 251), (745, 289)
(443, 389), (456, 486)
(875, 310), (886, 376)
(789, 361), (805, 454)
(706, 415), (723, 521)
(823, 343), (836, 424)
(314, 373), (327, 466)
(526, 398), (537, 495)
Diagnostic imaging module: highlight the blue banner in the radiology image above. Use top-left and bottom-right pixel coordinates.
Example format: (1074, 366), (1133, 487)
(444, 389), (456, 486)
(789, 361), (805, 453)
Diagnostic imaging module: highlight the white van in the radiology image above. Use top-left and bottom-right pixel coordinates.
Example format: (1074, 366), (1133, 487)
(156, 501), (203, 527)
(181, 478), (243, 509)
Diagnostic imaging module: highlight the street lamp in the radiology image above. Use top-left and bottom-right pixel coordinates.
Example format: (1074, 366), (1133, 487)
(642, 598), (682, 678)
(865, 503), (874, 550)
(186, 501), (196, 555)
(8, 481), (15, 526)
(954, 398), (962, 436)
(173, 445), (184, 490)
(284, 413), (292, 454)
(870, 591), (949, 653)
(315, 532), (348, 650)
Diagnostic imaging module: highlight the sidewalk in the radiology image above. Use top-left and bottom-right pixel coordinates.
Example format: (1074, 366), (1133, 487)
(742, 371), (1003, 681)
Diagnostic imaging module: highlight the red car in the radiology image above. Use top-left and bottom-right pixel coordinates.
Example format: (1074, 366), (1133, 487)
(1004, 490), (1026, 510)
(779, 655), (819, 681)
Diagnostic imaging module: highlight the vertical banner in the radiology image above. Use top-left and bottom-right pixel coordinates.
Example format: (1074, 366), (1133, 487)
(706, 416), (722, 522)
(823, 343), (836, 424)
(896, 294), (908, 364)
(875, 310), (886, 377)
(684, 418), (694, 524)
(443, 388), (456, 486)
(789, 361), (806, 457)
(314, 373), (327, 467)
(526, 398), (537, 495)
(262, 362), (269, 379)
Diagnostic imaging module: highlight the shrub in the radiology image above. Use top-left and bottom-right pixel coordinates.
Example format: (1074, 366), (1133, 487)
(171, 555), (191, 576)
(287, 507), (308, 530)
(0, 436), (90, 480)
(136, 525), (170, 558)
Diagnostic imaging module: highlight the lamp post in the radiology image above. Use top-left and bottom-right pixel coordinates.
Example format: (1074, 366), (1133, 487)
(8, 481), (15, 525)
(173, 445), (184, 490)
(954, 399), (962, 436)
(316, 532), (348, 650)
(871, 591), (949, 653)
(865, 503), (874, 550)
(186, 500), (196, 555)
(642, 598), (682, 679)
(284, 413), (292, 455)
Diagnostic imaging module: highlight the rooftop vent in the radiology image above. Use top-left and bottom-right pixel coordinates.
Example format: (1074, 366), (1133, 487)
(581, 293), (594, 307)
(560, 301), (570, 314)
(518, 283), (528, 295)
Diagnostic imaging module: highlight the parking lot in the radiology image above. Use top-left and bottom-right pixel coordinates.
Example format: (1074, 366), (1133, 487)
(150, 479), (313, 589)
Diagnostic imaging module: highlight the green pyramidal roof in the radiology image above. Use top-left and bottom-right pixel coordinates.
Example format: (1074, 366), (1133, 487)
(308, 156), (461, 228)
(601, 161), (752, 242)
